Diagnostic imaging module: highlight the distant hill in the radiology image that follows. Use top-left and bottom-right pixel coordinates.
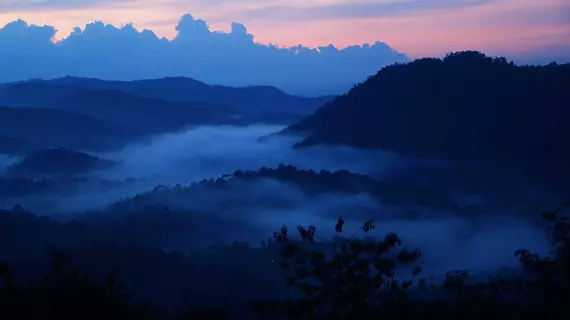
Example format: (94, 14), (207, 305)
(7, 148), (114, 176)
(288, 51), (570, 180)
(0, 106), (136, 152)
(109, 164), (459, 215)
(0, 136), (37, 155)
(44, 76), (336, 115)
(0, 76), (335, 117)
(56, 89), (238, 134)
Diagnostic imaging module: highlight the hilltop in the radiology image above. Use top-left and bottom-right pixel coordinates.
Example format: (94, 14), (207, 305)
(7, 148), (114, 176)
(288, 51), (570, 184)
(0, 76), (334, 116)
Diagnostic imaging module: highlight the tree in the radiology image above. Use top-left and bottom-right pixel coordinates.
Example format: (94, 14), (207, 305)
(252, 201), (570, 319)
(0, 251), (162, 320)
(251, 219), (424, 319)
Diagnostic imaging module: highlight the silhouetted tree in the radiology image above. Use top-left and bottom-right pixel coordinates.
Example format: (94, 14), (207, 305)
(0, 251), (162, 319)
(252, 202), (570, 319)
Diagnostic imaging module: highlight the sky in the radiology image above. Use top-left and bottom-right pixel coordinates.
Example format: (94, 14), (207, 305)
(0, 0), (568, 59)
(0, 0), (568, 94)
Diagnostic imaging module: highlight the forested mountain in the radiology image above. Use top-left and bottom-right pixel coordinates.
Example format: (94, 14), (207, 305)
(0, 77), (334, 147)
(41, 76), (335, 114)
(0, 106), (136, 152)
(56, 89), (236, 133)
(108, 164), (460, 214)
(6, 148), (114, 176)
(0, 76), (334, 116)
(289, 51), (570, 181)
(0, 135), (36, 155)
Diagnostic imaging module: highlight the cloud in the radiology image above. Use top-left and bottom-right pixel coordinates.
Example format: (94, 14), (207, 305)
(3, 124), (401, 215)
(97, 124), (399, 182)
(237, 0), (495, 21)
(0, 14), (409, 95)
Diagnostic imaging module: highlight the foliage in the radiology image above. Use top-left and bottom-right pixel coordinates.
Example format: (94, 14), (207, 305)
(0, 251), (162, 319)
(252, 201), (570, 319)
(512, 201), (570, 316)
(250, 218), (421, 318)
(290, 51), (570, 184)
(112, 164), (459, 212)
(2, 200), (570, 319)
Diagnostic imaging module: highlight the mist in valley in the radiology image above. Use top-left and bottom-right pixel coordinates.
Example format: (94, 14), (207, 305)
(0, 123), (554, 285)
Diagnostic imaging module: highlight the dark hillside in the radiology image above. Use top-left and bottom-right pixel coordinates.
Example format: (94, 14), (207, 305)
(7, 148), (114, 176)
(0, 76), (334, 116)
(57, 89), (236, 133)
(289, 51), (570, 183)
(0, 106), (137, 151)
(48, 76), (335, 115)
(0, 136), (36, 155)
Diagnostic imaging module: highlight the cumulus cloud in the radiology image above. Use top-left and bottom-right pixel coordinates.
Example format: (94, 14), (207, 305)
(0, 14), (409, 95)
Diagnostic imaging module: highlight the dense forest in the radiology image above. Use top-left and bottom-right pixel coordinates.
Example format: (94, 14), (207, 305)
(289, 51), (570, 185)
(109, 165), (460, 213)
(1, 202), (568, 319)
(6, 148), (115, 176)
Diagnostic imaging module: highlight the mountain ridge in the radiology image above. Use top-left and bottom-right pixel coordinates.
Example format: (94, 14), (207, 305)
(288, 51), (570, 178)
(0, 106), (137, 152)
(1, 76), (335, 116)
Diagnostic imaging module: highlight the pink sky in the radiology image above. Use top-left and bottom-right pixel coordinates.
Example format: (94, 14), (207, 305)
(0, 0), (569, 58)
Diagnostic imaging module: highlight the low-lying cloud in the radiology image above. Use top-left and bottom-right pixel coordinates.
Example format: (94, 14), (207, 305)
(0, 153), (19, 173)
(0, 124), (400, 213)
(98, 124), (400, 182)
(0, 124), (555, 286)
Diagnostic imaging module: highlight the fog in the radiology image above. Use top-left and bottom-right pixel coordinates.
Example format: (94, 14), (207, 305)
(6, 124), (400, 213)
(98, 124), (399, 181)
(0, 124), (552, 281)
(0, 154), (19, 173)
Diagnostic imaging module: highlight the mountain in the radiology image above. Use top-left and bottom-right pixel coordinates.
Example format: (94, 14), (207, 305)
(6, 148), (114, 176)
(0, 76), (335, 116)
(288, 51), (570, 179)
(108, 164), (459, 216)
(0, 81), (78, 107)
(45, 76), (335, 115)
(56, 89), (238, 134)
(0, 106), (137, 152)
(0, 136), (37, 155)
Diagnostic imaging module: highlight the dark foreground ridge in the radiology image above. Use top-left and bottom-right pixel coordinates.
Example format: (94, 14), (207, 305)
(0, 202), (569, 319)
